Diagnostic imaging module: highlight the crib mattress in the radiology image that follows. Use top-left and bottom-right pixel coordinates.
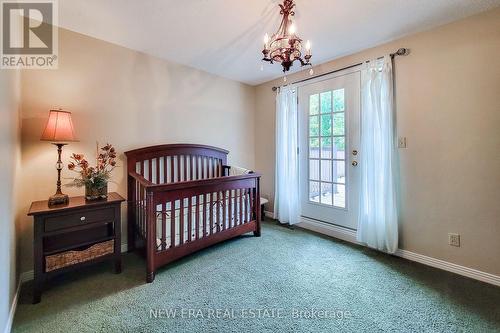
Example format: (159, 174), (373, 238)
(154, 196), (251, 249)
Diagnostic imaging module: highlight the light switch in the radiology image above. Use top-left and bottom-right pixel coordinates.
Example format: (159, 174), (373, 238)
(398, 137), (407, 148)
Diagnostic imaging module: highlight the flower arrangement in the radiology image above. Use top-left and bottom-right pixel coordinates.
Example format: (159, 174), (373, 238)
(67, 143), (117, 200)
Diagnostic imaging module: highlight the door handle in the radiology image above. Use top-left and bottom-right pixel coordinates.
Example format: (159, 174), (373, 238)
(352, 150), (358, 156)
(352, 161), (358, 167)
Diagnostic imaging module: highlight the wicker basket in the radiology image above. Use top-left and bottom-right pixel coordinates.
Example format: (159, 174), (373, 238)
(45, 240), (114, 272)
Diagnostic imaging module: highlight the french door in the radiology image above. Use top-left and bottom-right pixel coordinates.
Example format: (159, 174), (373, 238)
(298, 70), (360, 229)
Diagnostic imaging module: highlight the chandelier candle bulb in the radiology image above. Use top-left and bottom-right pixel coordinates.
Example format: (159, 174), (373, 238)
(289, 23), (296, 35)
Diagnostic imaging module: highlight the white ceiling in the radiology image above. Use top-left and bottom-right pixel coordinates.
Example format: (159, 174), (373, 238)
(58, 0), (500, 85)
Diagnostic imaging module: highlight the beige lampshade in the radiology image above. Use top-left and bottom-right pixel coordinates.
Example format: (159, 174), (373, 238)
(40, 110), (78, 142)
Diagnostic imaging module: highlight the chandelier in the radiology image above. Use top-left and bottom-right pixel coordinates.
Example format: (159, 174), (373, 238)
(262, 0), (312, 75)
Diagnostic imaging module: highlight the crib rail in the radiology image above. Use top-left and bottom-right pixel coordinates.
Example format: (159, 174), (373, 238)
(127, 171), (261, 280)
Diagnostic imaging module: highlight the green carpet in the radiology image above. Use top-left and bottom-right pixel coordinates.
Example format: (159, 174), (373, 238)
(13, 221), (500, 332)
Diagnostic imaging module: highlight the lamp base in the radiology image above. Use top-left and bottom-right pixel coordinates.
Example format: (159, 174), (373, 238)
(48, 193), (69, 206)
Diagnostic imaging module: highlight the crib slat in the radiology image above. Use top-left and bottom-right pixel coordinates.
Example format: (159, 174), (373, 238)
(208, 158), (211, 178)
(140, 184), (143, 236)
(183, 156), (187, 181)
(201, 158), (205, 179)
(195, 156), (199, 180)
(239, 189), (243, 225)
(148, 159), (152, 182)
(204, 193), (208, 236)
(170, 201), (175, 248)
(158, 158), (162, 184)
(135, 181), (139, 235)
(161, 203), (166, 250)
(189, 155), (193, 181)
(216, 191), (221, 233)
(188, 197), (192, 242)
(209, 193), (214, 235)
(228, 190), (233, 228)
(179, 199), (184, 244)
(138, 183), (143, 235)
(222, 190), (226, 231)
(175, 155), (182, 182)
(207, 158), (210, 178)
(244, 189), (248, 223)
(249, 187), (254, 221)
(163, 156), (168, 184)
(195, 195), (200, 240)
(170, 156), (174, 183)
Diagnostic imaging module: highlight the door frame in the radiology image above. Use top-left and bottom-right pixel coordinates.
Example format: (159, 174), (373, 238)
(296, 65), (362, 229)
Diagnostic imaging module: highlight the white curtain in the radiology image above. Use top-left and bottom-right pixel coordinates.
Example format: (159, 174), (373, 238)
(274, 86), (300, 225)
(357, 56), (399, 253)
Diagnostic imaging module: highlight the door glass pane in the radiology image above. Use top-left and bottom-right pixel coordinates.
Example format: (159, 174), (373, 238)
(309, 116), (319, 136)
(309, 181), (320, 203)
(320, 114), (332, 136)
(321, 160), (332, 182)
(309, 94), (319, 115)
(333, 113), (345, 135)
(320, 91), (332, 114)
(309, 138), (319, 158)
(309, 160), (319, 181)
(333, 160), (345, 184)
(307, 88), (348, 208)
(321, 183), (333, 205)
(333, 137), (345, 159)
(320, 137), (332, 159)
(333, 184), (345, 208)
(333, 89), (345, 112)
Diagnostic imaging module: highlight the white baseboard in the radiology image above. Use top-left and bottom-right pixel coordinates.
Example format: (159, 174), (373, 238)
(4, 280), (21, 333)
(394, 249), (500, 287)
(298, 217), (359, 244)
(264, 210), (275, 219)
(296, 216), (500, 287)
(20, 243), (129, 283)
(19, 271), (33, 284)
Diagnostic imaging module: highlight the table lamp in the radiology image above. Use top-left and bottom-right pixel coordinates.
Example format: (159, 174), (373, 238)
(41, 109), (78, 206)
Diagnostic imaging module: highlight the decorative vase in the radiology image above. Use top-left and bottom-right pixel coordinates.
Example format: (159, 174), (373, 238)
(85, 182), (108, 201)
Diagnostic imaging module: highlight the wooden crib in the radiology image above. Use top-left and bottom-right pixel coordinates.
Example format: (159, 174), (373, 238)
(125, 144), (261, 282)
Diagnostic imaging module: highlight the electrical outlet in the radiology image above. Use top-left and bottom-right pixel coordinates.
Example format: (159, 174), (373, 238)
(449, 233), (460, 247)
(398, 137), (407, 148)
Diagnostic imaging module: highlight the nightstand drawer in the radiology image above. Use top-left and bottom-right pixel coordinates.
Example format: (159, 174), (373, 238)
(44, 207), (115, 232)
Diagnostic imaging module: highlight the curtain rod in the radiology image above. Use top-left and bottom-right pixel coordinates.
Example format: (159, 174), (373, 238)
(271, 48), (410, 92)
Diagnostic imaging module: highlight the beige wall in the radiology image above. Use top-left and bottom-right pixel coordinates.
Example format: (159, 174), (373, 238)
(0, 69), (21, 331)
(18, 28), (256, 273)
(255, 8), (500, 275)
(14, 8), (500, 279)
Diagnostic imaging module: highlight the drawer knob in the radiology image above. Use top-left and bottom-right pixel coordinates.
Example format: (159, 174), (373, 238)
(80, 216), (86, 221)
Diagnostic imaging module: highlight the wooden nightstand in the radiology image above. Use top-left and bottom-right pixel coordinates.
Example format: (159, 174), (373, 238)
(28, 192), (125, 304)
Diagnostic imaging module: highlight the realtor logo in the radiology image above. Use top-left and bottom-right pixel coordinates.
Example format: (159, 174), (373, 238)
(1, 0), (58, 69)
